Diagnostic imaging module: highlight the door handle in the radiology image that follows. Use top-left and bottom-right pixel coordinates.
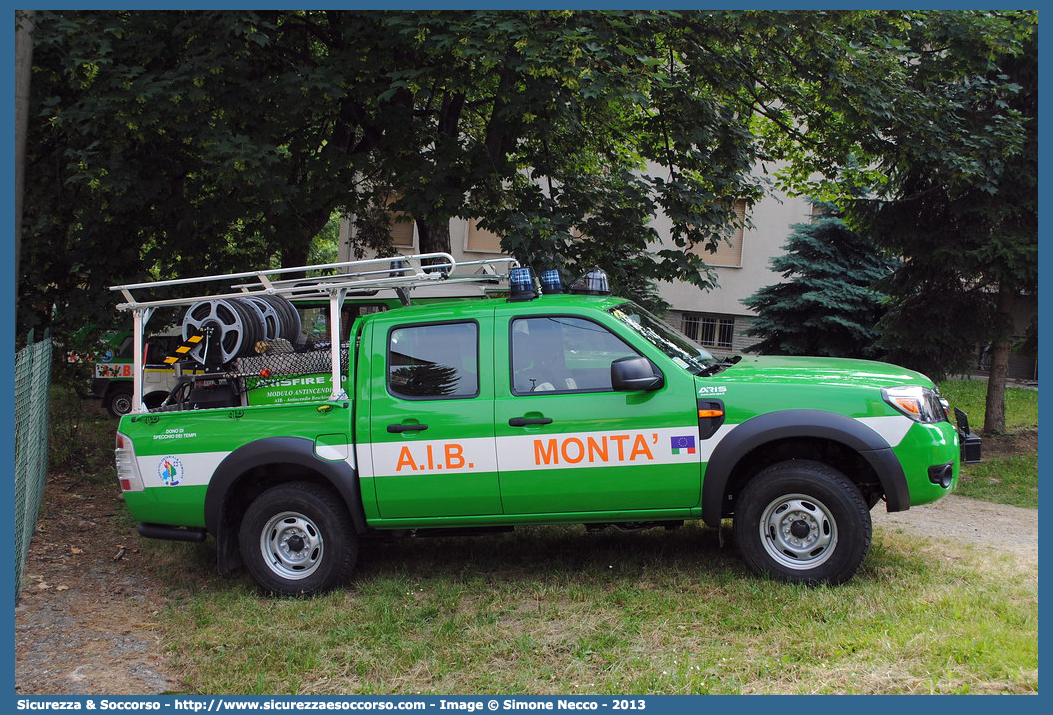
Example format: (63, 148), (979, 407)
(387, 423), (429, 433)
(508, 417), (553, 427)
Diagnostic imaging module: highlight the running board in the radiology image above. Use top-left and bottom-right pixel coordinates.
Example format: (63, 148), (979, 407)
(138, 523), (208, 542)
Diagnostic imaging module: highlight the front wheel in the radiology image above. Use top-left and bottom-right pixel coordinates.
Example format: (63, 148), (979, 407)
(239, 482), (358, 596)
(105, 385), (134, 418)
(733, 460), (871, 585)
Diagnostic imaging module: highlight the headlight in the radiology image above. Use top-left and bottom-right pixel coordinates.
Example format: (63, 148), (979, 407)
(882, 385), (949, 424)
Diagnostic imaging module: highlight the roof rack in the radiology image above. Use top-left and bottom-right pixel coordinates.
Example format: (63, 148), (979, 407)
(251, 257), (518, 302)
(109, 253), (518, 411)
(110, 253), (520, 310)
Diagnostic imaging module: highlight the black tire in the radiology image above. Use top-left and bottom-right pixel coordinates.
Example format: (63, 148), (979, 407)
(239, 482), (359, 596)
(732, 459), (871, 585)
(105, 384), (134, 418)
(259, 294), (301, 344)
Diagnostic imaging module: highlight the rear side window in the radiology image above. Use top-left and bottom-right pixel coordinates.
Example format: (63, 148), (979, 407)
(388, 322), (479, 399)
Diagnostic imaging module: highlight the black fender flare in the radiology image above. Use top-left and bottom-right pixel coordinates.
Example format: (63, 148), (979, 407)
(701, 409), (909, 527)
(204, 437), (367, 572)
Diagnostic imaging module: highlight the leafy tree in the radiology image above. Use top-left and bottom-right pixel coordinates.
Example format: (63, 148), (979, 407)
(22, 10), (764, 336)
(844, 16), (1037, 433)
(742, 203), (892, 358)
(734, 10), (1036, 433)
(22, 12), (351, 335)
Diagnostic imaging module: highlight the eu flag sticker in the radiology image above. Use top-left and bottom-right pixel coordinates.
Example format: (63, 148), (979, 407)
(670, 435), (696, 455)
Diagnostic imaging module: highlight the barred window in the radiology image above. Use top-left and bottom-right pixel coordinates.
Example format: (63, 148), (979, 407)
(699, 318), (716, 346)
(717, 318), (735, 349)
(681, 314), (700, 341)
(681, 313), (735, 349)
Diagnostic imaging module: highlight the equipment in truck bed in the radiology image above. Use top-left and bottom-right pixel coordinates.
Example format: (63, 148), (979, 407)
(110, 253), (518, 413)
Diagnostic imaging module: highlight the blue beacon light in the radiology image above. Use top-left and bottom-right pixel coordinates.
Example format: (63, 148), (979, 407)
(540, 269), (563, 295)
(508, 267), (537, 302)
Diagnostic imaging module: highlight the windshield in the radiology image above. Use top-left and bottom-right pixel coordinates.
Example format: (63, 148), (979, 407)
(608, 303), (718, 375)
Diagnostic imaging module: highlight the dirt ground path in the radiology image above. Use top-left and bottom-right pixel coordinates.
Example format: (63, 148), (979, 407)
(15, 470), (183, 695)
(15, 471), (1039, 696)
(871, 493), (1038, 568)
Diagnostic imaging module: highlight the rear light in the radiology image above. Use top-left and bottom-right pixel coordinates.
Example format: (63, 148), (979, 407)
(115, 432), (144, 492)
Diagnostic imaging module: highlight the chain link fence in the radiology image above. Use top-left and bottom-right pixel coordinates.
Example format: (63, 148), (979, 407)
(15, 330), (53, 600)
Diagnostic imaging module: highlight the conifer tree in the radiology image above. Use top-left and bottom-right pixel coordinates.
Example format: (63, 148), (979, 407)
(743, 205), (892, 358)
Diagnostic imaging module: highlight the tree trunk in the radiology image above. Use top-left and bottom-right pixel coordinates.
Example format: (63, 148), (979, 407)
(280, 209), (332, 278)
(281, 241), (311, 273)
(983, 284), (1016, 434)
(415, 217), (452, 269)
(15, 11), (35, 291)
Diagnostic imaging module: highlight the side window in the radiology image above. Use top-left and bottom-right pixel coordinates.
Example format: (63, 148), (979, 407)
(511, 317), (640, 394)
(388, 322), (479, 399)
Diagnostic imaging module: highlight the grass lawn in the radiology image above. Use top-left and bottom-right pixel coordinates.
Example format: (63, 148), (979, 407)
(151, 522), (1036, 695)
(937, 378), (1038, 433)
(938, 380), (1038, 509)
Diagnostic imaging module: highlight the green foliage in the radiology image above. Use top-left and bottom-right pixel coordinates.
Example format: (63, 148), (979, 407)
(742, 205), (892, 358)
(23, 11), (342, 337)
(845, 16), (1038, 382)
(20, 10), (764, 339)
(48, 379), (115, 480)
(306, 214), (340, 271)
(936, 380), (1038, 510)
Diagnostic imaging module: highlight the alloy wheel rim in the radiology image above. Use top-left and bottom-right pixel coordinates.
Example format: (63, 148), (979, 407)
(758, 493), (837, 570)
(259, 511), (323, 580)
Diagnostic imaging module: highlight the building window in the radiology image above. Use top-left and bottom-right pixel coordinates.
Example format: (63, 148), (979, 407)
(389, 218), (415, 247)
(810, 202), (834, 222)
(690, 200), (746, 267)
(699, 318), (717, 346)
(465, 219), (503, 253)
(717, 318), (735, 349)
(374, 194), (415, 248)
(681, 313), (735, 349)
(681, 314), (699, 341)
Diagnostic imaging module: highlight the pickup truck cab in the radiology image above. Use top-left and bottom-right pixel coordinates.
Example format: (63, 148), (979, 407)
(112, 254), (979, 594)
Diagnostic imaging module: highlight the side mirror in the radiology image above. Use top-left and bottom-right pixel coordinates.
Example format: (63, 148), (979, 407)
(611, 356), (663, 392)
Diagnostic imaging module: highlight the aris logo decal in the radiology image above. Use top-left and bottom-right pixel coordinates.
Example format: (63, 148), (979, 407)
(697, 385), (727, 396)
(157, 456), (184, 486)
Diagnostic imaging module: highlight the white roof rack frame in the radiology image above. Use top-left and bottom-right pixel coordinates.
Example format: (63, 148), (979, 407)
(109, 253), (518, 411)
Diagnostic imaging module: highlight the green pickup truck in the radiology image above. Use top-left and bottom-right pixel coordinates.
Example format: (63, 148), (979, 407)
(112, 254), (980, 594)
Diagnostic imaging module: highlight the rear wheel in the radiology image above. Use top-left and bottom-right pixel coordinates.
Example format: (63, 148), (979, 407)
(733, 460), (871, 585)
(239, 482), (358, 596)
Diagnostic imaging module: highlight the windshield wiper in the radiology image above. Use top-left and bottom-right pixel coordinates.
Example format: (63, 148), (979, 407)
(697, 355), (741, 377)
